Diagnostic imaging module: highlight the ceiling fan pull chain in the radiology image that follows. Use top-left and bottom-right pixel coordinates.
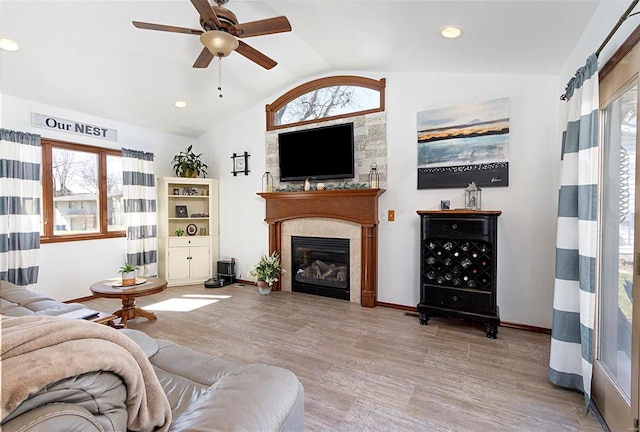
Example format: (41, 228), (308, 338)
(217, 56), (224, 98)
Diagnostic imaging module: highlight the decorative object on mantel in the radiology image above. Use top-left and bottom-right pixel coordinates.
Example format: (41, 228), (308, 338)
(172, 145), (208, 178)
(369, 162), (379, 189)
(118, 262), (139, 286)
(248, 251), (283, 295)
(231, 152), (250, 176)
(262, 172), (273, 192)
(304, 178), (310, 191)
(464, 182), (482, 210)
(275, 183), (369, 192)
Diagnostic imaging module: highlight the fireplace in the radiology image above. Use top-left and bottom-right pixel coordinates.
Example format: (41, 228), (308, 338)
(258, 188), (384, 307)
(291, 236), (350, 300)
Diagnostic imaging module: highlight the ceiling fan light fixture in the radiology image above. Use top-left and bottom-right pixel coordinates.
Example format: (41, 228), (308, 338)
(200, 30), (238, 57)
(440, 26), (462, 39)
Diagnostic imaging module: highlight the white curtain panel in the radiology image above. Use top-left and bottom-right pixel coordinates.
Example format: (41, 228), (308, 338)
(0, 129), (42, 287)
(549, 53), (599, 407)
(122, 148), (158, 277)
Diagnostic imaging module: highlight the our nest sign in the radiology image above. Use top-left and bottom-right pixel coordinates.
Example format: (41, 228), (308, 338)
(32, 113), (117, 141)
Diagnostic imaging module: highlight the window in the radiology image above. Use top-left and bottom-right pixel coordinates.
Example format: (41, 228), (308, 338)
(41, 138), (124, 242)
(266, 76), (385, 131)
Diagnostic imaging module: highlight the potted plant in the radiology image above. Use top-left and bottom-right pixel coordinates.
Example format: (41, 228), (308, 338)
(172, 145), (208, 178)
(118, 262), (139, 286)
(248, 251), (283, 295)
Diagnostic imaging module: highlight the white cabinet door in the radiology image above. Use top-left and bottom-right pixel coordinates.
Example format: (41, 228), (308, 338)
(168, 247), (190, 281)
(189, 246), (211, 281)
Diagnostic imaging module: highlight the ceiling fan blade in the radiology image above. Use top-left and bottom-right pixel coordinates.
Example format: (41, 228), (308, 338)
(190, 0), (222, 30)
(132, 21), (203, 35)
(193, 47), (215, 68)
(231, 16), (291, 38)
(235, 40), (277, 70)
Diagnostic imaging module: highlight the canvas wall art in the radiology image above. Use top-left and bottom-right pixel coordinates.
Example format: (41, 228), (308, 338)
(417, 97), (510, 189)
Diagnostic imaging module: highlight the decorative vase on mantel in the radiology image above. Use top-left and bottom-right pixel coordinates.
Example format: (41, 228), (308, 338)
(257, 281), (272, 295)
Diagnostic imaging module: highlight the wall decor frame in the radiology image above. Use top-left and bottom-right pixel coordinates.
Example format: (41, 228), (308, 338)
(417, 97), (510, 189)
(231, 152), (250, 176)
(175, 205), (188, 218)
(186, 223), (197, 236)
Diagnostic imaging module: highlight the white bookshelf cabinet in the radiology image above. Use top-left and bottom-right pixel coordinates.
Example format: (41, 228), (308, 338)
(157, 177), (219, 286)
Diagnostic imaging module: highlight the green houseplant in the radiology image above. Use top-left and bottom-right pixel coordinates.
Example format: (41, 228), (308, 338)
(118, 263), (139, 286)
(248, 251), (283, 295)
(172, 145), (208, 178)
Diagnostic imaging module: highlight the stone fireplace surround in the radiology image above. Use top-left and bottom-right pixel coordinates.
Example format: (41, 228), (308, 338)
(283, 219), (361, 303)
(258, 189), (384, 307)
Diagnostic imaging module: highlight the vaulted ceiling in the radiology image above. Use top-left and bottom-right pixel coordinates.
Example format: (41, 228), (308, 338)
(0, 0), (603, 138)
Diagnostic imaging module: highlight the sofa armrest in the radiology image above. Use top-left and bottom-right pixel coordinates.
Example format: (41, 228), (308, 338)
(1, 403), (105, 432)
(1, 372), (128, 432)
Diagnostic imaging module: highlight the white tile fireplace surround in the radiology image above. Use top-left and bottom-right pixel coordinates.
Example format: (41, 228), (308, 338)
(281, 218), (361, 304)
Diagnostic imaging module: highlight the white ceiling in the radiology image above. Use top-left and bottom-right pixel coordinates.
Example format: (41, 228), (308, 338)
(0, 0), (604, 138)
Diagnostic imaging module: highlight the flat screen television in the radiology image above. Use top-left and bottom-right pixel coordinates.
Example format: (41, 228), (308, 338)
(278, 123), (355, 181)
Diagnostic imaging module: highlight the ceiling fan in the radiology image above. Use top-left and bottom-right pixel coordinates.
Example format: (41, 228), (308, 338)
(132, 0), (291, 70)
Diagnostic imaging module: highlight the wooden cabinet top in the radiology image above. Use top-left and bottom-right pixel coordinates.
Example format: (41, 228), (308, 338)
(417, 210), (502, 217)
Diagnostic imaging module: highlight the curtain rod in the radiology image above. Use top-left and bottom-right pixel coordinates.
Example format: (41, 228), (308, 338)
(560, 0), (639, 101)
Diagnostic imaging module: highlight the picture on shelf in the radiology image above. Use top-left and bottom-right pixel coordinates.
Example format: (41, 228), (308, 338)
(172, 188), (180, 195)
(176, 205), (188, 218)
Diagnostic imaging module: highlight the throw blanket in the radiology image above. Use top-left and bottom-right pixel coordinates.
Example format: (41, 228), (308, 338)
(0, 315), (172, 431)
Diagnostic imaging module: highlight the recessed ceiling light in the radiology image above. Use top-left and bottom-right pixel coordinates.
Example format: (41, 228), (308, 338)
(0, 38), (19, 51)
(441, 26), (462, 39)
(174, 101), (187, 108)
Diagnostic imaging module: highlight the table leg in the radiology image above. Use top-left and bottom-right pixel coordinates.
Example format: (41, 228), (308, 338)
(115, 296), (157, 324)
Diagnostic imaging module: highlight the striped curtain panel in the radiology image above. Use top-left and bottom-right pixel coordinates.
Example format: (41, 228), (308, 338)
(549, 53), (599, 407)
(0, 129), (42, 286)
(122, 148), (158, 277)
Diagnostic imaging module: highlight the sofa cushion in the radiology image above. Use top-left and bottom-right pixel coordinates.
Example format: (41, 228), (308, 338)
(168, 364), (304, 432)
(148, 339), (240, 418)
(130, 335), (304, 431)
(0, 281), (86, 317)
(119, 328), (159, 358)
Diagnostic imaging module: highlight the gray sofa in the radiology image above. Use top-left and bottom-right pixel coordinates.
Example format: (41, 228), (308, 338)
(0, 282), (305, 431)
(0, 280), (88, 317)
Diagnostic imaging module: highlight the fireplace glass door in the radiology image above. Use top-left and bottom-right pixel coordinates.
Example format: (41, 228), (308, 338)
(291, 236), (350, 300)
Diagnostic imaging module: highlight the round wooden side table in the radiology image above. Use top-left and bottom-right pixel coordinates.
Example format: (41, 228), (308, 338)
(90, 277), (167, 325)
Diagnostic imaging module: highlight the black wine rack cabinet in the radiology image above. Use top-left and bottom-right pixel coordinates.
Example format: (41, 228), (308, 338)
(417, 210), (502, 338)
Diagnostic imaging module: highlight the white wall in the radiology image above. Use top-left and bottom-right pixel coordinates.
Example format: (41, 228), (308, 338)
(1, 95), (195, 300)
(199, 71), (561, 328)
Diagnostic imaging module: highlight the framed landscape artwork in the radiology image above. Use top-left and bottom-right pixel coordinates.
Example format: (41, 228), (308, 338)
(417, 97), (510, 189)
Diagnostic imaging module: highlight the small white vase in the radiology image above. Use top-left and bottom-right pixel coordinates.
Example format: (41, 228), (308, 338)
(121, 271), (136, 286)
(257, 281), (272, 295)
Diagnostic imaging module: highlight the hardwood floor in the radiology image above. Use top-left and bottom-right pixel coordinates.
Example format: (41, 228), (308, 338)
(81, 283), (603, 432)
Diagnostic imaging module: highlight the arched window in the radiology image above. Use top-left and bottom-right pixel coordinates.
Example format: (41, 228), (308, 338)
(266, 76), (385, 131)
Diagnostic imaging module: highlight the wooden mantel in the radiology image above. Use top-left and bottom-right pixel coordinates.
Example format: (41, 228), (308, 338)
(258, 188), (385, 307)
